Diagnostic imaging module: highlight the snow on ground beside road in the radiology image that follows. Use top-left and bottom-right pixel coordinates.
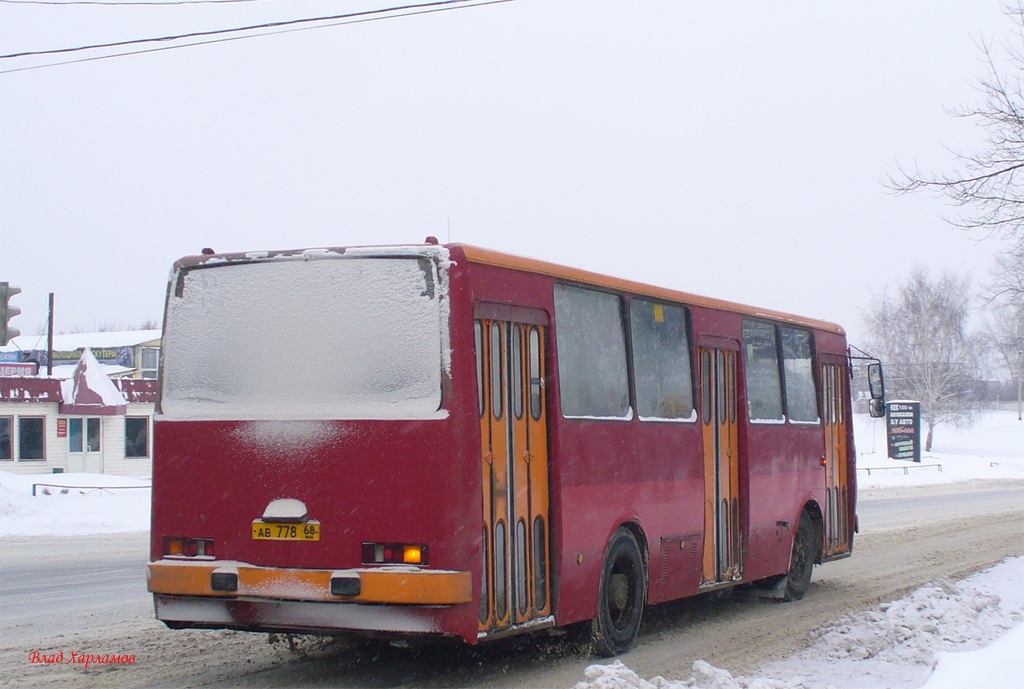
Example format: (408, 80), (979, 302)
(855, 411), (1024, 489)
(573, 557), (1024, 689)
(0, 471), (149, 536)
(922, 624), (1024, 689)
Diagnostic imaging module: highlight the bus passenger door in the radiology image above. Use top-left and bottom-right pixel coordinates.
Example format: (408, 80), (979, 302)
(699, 346), (743, 584)
(477, 319), (551, 633)
(821, 362), (851, 556)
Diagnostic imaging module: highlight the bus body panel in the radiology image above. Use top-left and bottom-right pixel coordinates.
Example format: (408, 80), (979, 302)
(150, 243), (857, 645)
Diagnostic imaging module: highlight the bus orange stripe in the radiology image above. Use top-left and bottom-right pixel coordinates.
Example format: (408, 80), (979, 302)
(147, 562), (472, 605)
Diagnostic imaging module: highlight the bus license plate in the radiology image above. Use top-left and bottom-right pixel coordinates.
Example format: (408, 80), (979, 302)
(252, 520), (321, 541)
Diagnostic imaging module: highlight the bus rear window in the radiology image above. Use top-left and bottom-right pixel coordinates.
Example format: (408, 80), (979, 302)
(160, 255), (445, 421)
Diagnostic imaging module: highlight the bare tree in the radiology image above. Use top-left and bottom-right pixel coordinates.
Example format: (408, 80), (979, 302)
(985, 247), (1024, 302)
(889, 3), (1024, 253)
(983, 251), (1024, 418)
(864, 268), (979, 451)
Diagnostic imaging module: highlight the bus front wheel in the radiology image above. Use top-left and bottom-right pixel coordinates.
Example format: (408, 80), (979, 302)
(593, 528), (646, 656)
(783, 511), (817, 601)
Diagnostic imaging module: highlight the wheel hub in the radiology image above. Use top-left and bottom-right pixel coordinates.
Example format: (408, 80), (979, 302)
(609, 572), (629, 613)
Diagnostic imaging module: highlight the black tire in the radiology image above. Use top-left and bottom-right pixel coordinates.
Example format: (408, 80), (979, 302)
(592, 528), (646, 657)
(783, 511), (817, 601)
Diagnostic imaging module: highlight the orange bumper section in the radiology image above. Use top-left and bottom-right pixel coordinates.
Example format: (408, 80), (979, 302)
(148, 560), (472, 606)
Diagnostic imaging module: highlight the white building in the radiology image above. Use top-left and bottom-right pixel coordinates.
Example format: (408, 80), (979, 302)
(0, 349), (156, 477)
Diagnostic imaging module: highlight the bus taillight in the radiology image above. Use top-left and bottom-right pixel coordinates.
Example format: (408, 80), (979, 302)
(361, 542), (428, 566)
(164, 537), (215, 558)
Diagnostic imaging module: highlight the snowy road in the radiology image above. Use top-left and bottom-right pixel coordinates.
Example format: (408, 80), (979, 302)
(0, 534), (149, 643)
(1, 480), (1021, 688)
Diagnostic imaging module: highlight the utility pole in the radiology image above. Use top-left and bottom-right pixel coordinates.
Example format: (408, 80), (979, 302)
(47, 293), (54, 377)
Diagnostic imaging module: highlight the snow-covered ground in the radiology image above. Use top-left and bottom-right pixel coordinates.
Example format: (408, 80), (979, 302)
(0, 470), (149, 536)
(852, 410), (1024, 489)
(574, 557), (1023, 689)
(0, 411), (1021, 688)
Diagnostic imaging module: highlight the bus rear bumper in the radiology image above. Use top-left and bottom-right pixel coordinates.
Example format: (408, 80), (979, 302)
(153, 594), (445, 635)
(147, 559), (472, 606)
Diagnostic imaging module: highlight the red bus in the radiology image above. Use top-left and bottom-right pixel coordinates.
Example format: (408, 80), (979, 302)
(148, 241), (883, 656)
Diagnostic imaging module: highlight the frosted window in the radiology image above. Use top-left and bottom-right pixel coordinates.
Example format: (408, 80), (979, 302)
(630, 299), (694, 420)
(781, 327), (819, 423)
(554, 284), (630, 418)
(742, 320), (784, 421)
(161, 256), (444, 420)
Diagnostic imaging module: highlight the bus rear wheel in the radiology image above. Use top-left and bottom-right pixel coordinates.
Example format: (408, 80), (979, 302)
(593, 528), (645, 656)
(783, 511), (817, 601)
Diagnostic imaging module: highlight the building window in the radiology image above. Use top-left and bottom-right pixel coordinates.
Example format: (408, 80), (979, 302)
(554, 284), (630, 418)
(140, 347), (159, 379)
(743, 319), (784, 422)
(630, 299), (694, 420)
(780, 327), (819, 423)
(19, 417), (45, 460)
(0, 416), (11, 460)
(125, 417), (149, 458)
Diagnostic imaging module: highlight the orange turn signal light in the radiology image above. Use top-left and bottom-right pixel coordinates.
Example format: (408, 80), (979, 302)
(361, 542), (429, 566)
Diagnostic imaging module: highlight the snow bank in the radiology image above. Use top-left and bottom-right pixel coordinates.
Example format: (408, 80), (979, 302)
(0, 471), (150, 536)
(807, 577), (1018, 665)
(572, 557), (1024, 689)
(921, 624), (1024, 689)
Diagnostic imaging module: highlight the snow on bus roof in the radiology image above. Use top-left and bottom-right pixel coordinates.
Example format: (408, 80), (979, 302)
(167, 241), (843, 335)
(170, 244), (452, 272)
(452, 243), (847, 335)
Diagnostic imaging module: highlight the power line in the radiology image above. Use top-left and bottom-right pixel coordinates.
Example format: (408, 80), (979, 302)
(1, 0), (486, 59)
(0, 0), (514, 73)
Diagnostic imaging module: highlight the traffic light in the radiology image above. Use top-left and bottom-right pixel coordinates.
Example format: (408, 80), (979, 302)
(1, 282), (21, 346)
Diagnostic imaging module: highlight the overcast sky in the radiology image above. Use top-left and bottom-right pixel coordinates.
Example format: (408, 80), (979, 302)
(0, 0), (1013, 345)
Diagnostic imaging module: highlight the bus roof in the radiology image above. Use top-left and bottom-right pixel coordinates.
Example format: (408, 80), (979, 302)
(168, 241), (845, 336)
(453, 243), (846, 336)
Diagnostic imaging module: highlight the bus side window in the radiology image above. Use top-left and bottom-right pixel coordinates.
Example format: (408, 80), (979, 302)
(742, 319), (784, 422)
(553, 284), (630, 418)
(780, 327), (819, 423)
(630, 299), (694, 421)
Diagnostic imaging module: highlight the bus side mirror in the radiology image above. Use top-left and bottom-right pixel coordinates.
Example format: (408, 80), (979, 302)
(867, 362), (885, 418)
